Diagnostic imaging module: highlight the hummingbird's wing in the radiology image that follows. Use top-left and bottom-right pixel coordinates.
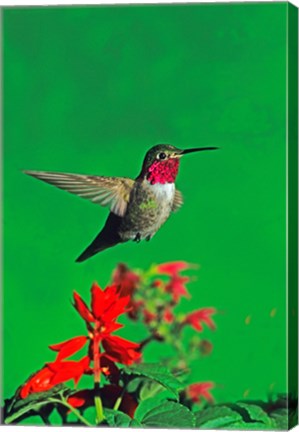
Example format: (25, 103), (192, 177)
(24, 171), (134, 217)
(172, 189), (183, 212)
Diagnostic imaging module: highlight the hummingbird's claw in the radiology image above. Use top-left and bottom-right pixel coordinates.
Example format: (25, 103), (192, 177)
(134, 233), (141, 243)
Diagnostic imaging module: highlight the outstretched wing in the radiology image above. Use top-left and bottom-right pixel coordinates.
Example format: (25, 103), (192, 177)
(172, 188), (183, 212)
(24, 170), (134, 217)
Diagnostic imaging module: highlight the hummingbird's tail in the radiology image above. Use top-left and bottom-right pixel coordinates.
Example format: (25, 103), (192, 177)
(75, 236), (118, 262)
(76, 213), (122, 262)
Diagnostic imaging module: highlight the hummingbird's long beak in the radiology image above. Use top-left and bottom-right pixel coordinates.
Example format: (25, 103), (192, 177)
(179, 147), (219, 155)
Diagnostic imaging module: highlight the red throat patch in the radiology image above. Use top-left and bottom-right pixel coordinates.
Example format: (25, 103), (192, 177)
(147, 159), (180, 185)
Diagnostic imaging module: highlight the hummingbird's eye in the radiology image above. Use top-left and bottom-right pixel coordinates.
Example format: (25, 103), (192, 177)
(158, 152), (167, 160)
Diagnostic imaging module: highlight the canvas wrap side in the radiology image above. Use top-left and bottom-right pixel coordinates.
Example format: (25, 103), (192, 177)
(287, 2), (298, 429)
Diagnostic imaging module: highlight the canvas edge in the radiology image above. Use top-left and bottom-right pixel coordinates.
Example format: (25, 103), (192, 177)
(287, 2), (299, 430)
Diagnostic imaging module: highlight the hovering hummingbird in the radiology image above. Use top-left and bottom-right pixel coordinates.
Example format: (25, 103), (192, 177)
(24, 144), (217, 262)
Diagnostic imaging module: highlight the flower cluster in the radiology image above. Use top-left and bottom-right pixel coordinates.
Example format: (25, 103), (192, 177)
(111, 261), (217, 404)
(7, 261), (217, 426)
(20, 283), (141, 399)
(186, 382), (215, 404)
(111, 261), (216, 369)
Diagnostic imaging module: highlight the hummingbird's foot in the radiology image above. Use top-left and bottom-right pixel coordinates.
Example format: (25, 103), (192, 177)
(145, 234), (152, 242)
(134, 233), (141, 243)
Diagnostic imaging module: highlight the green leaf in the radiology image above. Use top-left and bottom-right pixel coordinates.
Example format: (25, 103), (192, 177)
(4, 400), (53, 425)
(134, 396), (164, 420)
(4, 384), (68, 425)
(125, 376), (169, 402)
(269, 408), (289, 430)
(195, 403), (276, 430)
(195, 406), (243, 429)
(122, 363), (182, 400)
(130, 418), (143, 427)
(81, 406), (96, 426)
(139, 380), (165, 401)
(125, 377), (145, 394)
(136, 400), (195, 428)
(104, 408), (133, 427)
(237, 402), (274, 428)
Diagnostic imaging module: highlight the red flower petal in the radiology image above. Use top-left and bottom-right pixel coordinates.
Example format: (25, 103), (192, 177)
(100, 322), (123, 335)
(67, 389), (94, 409)
(113, 263), (140, 297)
(20, 382), (31, 399)
(91, 283), (122, 319)
(165, 275), (190, 302)
(163, 308), (174, 323)
(187, 382), (214, 403)
(185, 308), (216, 331)
(73, 291), (95, 323)
(102, 335), (141, 365)
(49, 336), (88, 361)
(48, 356), (90, 386)
(157, 261), (189, 276)
(91, 282), (104, 318)
(102, 295), (130, 322)
(20, 366), (56, 398)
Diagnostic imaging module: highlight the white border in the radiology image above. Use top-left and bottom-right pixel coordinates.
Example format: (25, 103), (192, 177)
(0, 0), (298, 431)
(0, 0), (298, 7)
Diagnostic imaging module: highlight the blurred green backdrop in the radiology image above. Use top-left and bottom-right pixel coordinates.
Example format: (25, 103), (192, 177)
(3, 2), (287, 416)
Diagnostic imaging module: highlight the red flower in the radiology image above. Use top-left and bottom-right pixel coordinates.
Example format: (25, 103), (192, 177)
(112, 264), (142, 324)
(157, 261), (190, 276)
(184, 308), (216, 331)
(90, 283), (130, 323)
(165, 274), (190, 303)
(20, 356), (90, 399)
(73, 283), (141, 366)
(102, 336), (141, 365)
(49, 336), (88, 361)
(186, 382), (214, 404)
(112, 263), (140, 297)
(20, 366), (56, 398)
(72, 284), (142, 375)
(20, 281), (141, 399)
(73, 292), (95, 323)
(163, 307), (174, 323)
(67, 389), (94, 409)
(47, 356), (90, 386)
(155, 261), (194, 302)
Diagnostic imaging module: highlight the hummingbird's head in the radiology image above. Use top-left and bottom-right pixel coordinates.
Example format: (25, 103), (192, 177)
(139, 144), (218, 185)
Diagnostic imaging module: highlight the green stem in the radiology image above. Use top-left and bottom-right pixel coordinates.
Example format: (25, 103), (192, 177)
(4, 401), (50, 424)
(139, 334), (155, 351)
(92, 325), (104, 424)
(113, 396), (122, 411)
(49, 398), (93, 427)
(94, 394), (104, 424)
(112, 385), (126, 411)
(112, 396), (122, 411)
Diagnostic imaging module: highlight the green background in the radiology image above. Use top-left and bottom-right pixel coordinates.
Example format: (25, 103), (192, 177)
(3, 2), (288, 418)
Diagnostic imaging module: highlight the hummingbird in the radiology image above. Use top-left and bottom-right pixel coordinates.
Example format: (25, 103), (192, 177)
(24, 144), (217, 262)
